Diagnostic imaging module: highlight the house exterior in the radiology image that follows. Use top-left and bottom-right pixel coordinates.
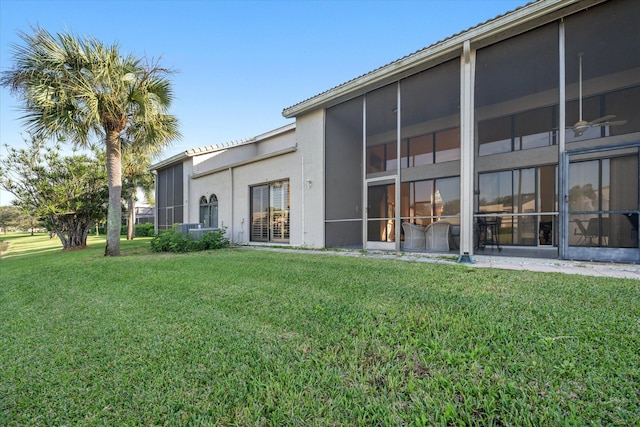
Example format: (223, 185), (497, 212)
(151, 0), (640, 263)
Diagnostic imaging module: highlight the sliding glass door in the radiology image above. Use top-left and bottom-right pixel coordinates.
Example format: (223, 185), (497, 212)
(564, 149), (639, 262)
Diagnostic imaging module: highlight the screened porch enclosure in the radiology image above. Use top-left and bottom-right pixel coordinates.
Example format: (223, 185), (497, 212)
(322, 0), (639, 261)
(324, 58), (461, 251)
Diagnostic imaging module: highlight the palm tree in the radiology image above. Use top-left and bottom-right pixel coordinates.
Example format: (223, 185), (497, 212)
(1, 27), (180, 256)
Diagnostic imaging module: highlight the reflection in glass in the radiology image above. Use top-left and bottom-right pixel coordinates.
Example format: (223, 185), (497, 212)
(479, 167), (560, 247)
(569, 155), (639, 248)
(435, 128), (461, 162)
(368, 184), (395, 242)
(401, 177), (460, 227)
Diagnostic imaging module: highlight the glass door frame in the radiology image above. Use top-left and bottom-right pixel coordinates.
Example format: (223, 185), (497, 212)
(365, 176), (399, 251)
(561, 141), (640, 263)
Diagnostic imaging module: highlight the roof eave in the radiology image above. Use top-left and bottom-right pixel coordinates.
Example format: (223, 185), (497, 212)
(148, 150), (197, 172)
(149, 123), (297, 172)
(282, 0), (598, 119)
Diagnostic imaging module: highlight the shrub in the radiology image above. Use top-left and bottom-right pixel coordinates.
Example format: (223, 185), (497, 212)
(95, 223), (156, 237)
(135, 223), (155, 237)
(150, 226), (229, 253)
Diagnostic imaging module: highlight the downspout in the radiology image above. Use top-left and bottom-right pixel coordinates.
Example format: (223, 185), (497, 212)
(229, 167), (234, 243)
(152, 170), (158, 233)
(186, 168), (190, 223)
(301, 155), (305, 246)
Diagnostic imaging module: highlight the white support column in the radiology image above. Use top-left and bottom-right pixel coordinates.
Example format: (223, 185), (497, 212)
(459, 40), (476, 261)
(362, 96), (368, 248)
(558, 20), (567, 259)
(395, 82), (402, 251)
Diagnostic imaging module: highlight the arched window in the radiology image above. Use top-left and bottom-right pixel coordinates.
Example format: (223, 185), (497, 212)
(209, 194), (218, 228)
(199, 196), (208, 226)
(199, 194), (218, 228)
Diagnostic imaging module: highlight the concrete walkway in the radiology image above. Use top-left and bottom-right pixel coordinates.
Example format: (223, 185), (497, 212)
(468, 254), (640, 279)
(241, 246), (640, 280)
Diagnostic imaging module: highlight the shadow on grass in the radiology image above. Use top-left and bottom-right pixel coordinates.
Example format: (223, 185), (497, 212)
(0, 233), (152, 259)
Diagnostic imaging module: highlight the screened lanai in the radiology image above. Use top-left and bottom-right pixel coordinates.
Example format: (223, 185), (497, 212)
(321, 0), (639, 262)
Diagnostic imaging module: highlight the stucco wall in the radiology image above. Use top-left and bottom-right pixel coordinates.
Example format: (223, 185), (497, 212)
(186, 112), (325, 248)
(230, 152), (300, 245)
(187, 125), (311, 246)
(294, 109), (325, 248)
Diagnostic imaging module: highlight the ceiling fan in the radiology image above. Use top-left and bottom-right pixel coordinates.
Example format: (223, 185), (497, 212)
(571, 52), (626, 137)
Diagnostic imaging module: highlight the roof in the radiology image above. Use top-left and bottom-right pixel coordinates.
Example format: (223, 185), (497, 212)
(149, 122), (295, 171)
(282, 0), (600, 118)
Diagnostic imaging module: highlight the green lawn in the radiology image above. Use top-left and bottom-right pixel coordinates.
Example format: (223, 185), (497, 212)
(1, 234), (638, 426)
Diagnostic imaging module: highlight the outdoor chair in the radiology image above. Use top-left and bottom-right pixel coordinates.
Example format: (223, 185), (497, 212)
(425, 221), (450, 252)
(402, 222), (426, 250)
(574, 218), (599, 245)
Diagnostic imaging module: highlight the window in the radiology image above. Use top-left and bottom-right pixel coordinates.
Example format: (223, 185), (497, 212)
(401, 59), (460, 167)
(250, 180), (290, 243)
(479, 167), (558, 246)
(199, 194), (218, 228)
(401, 176), (460, 227)
(401, 128), (460, 167)
(476, 21), (559, 156)
(366, 141), (397, 173)
(478, 105), (557, 156)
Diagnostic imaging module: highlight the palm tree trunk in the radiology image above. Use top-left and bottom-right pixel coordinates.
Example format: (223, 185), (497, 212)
(105, 131), (122, 256)
(127, 194), (135, 240)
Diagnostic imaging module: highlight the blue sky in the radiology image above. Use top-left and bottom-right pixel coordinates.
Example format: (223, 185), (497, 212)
(0, 0), (527, 204)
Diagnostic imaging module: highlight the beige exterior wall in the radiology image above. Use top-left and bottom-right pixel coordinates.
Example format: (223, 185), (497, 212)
(294, 109), (325, 248)
(182, 161), (194, 223)
(186, 123), (327, 247)
(230, 152), (300, 245)
(185, 112), (326, 248)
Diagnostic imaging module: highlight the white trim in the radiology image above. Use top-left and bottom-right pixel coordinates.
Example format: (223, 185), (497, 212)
(395, 82), (402, 251)
(559, 19), (567, 259)
(362, 96), (368, 245)
(366, 175), (396, 184)
(460, 40), (475, 256)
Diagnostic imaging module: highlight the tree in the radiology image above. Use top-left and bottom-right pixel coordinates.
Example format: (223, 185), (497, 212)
(0, 136), (108, 250)
(1, 27), (180, 256)
(121, 132), (167, 240)
(16, 208), (43, 236)
(0, 206), (21, 234)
